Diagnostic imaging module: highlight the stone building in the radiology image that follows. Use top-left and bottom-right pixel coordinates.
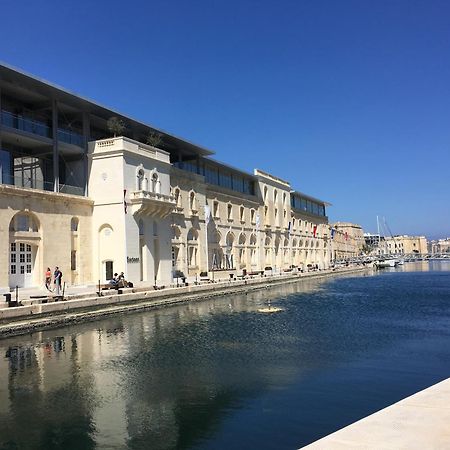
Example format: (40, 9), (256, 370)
(429, 238), (450, 254)
(385, 235), (428, 255)
(0, 63), (331, 292)
(331, 222), (364, 260)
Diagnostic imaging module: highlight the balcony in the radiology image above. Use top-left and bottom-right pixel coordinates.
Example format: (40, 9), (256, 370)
(130, 190), (176, 217)
(1, 110), (51, 138)
(0, 175), (85, 196)
(1, 110), (84, 147)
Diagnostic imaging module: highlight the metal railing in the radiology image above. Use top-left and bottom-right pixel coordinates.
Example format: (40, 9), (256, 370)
(1, 110), (84, 147)
(1, 175), (85, 196)
(1, 110), (51, 138)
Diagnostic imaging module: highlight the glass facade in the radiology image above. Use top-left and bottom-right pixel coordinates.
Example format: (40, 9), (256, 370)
(291, 194), (326, 217)
(174, 159), (256, 196)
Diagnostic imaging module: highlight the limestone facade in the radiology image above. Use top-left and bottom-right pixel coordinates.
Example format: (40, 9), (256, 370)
(331, 222), (364, 260)
(430, 238), (450, 254)
(385, 235), (428, 255)
(0, 63), (331, 291)
(0, 184), (93, 290)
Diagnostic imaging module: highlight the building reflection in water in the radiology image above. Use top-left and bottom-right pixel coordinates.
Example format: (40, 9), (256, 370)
(0, 264), (448, 449)
(0, 277), (325, 449)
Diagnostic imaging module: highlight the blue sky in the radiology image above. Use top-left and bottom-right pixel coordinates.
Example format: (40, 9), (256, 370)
(1, 0), (449, 239)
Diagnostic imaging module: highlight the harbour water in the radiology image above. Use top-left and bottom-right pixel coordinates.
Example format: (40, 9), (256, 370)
(0, 261), (449, 449)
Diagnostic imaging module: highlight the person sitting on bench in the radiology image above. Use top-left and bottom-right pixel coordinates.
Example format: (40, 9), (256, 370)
(109, 273), (120, 288)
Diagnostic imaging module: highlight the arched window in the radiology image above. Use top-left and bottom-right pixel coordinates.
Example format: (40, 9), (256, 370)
(187, 228), (199, 241)
(239, 206), (245, 222)
(250, 234), (257, 246)
(274, 189), (278, 204)
(239, 233), (246, 246)
(227, 203), (232, 220)
(151, 172), (159, 193)
(171, 225), (181, 239)
(263, 186), (268, 202)
(9, 212), (39, 232)
(71, 217), (79, 232)
(174, 188), (181, 208)
(136, 167), (145, 191)
(189, 191), (196, 211)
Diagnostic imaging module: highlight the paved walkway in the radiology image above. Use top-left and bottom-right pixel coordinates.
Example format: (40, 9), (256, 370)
(302, 377), (450, 449)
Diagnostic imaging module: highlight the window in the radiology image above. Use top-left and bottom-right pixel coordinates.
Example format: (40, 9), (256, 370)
(10, 243), (16, 252)
(189, 191), (196, 211)
(274, 189), (278, 204)
(227, 204), (233, 220)
(71, 250), (77, 271)
(250, 209), (256, 224)
(263, 186), (268, 202)
(174, 188), (181, 208)
(137, 168), (144, 190)
(240, 206), (245, 222)
(10, 265), (16, 274)
(151, 172), (158, 192)
(187, 228), (198, 241)
(219, 171), (232, 190)
(71, 217), (79, 232)
(213, 200), (219, 217)
(10, 213), (38, 232)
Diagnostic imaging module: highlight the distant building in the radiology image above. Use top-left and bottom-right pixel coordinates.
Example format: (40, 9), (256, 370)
(430, 238), (450, 254)
(331, 222), (364, 260)
(385, 235), (428, 255)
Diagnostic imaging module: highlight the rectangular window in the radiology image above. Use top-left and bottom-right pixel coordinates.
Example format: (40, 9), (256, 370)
(20, 265), (25, 274)
(26, 264), (31, 273)
(10, 265), (16, 274)
(19, 254), (25, 263)
(11, 254), (16, 263)
(10, 243), (16, 252)
(19, 243), (25, 252)
(219, 171), (232, 190)
(26, 254), (31, 263)
(26, 244), (31, 252)
(205, 165), (219, 185)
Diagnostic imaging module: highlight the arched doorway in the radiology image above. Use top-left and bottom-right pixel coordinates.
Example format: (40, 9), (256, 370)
(9, 212), (40, 288)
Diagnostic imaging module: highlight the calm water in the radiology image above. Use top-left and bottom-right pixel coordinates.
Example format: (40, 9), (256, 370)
(0, 261), (449, 450)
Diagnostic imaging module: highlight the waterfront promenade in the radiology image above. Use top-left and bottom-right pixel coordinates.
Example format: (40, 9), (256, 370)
(302, 377), (450, 449)
(0, 266), (369, 338)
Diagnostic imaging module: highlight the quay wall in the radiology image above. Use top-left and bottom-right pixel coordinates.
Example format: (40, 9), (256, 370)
(0, 266), (369, 338)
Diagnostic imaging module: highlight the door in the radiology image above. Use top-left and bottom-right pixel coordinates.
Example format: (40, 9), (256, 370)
(105, 260), (114, 281)
(9, 242), (34, 288)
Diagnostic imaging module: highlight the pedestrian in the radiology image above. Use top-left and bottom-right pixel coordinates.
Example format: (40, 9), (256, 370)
(45, 267), (52, 291)
(54, 266), (62, 295)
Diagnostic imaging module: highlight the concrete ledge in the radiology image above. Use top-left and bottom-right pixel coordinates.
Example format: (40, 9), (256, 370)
(301, 377), (450, 449)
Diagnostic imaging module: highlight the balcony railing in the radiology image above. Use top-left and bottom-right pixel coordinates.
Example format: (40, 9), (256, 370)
(1, 110), (84, 147)
(57, 128), (84, 147)
(1, 110), (51, 138)
(0, 175), (85, 196)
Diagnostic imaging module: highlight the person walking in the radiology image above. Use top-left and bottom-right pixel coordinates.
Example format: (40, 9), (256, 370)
(54, 266), (62, 295)
(45, 267), (52, 291)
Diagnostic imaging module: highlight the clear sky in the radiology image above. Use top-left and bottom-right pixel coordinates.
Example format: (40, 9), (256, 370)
(1, 0), (449, 239)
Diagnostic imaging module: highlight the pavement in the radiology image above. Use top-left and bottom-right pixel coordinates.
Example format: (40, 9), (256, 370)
(301, 377), (450, 449)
